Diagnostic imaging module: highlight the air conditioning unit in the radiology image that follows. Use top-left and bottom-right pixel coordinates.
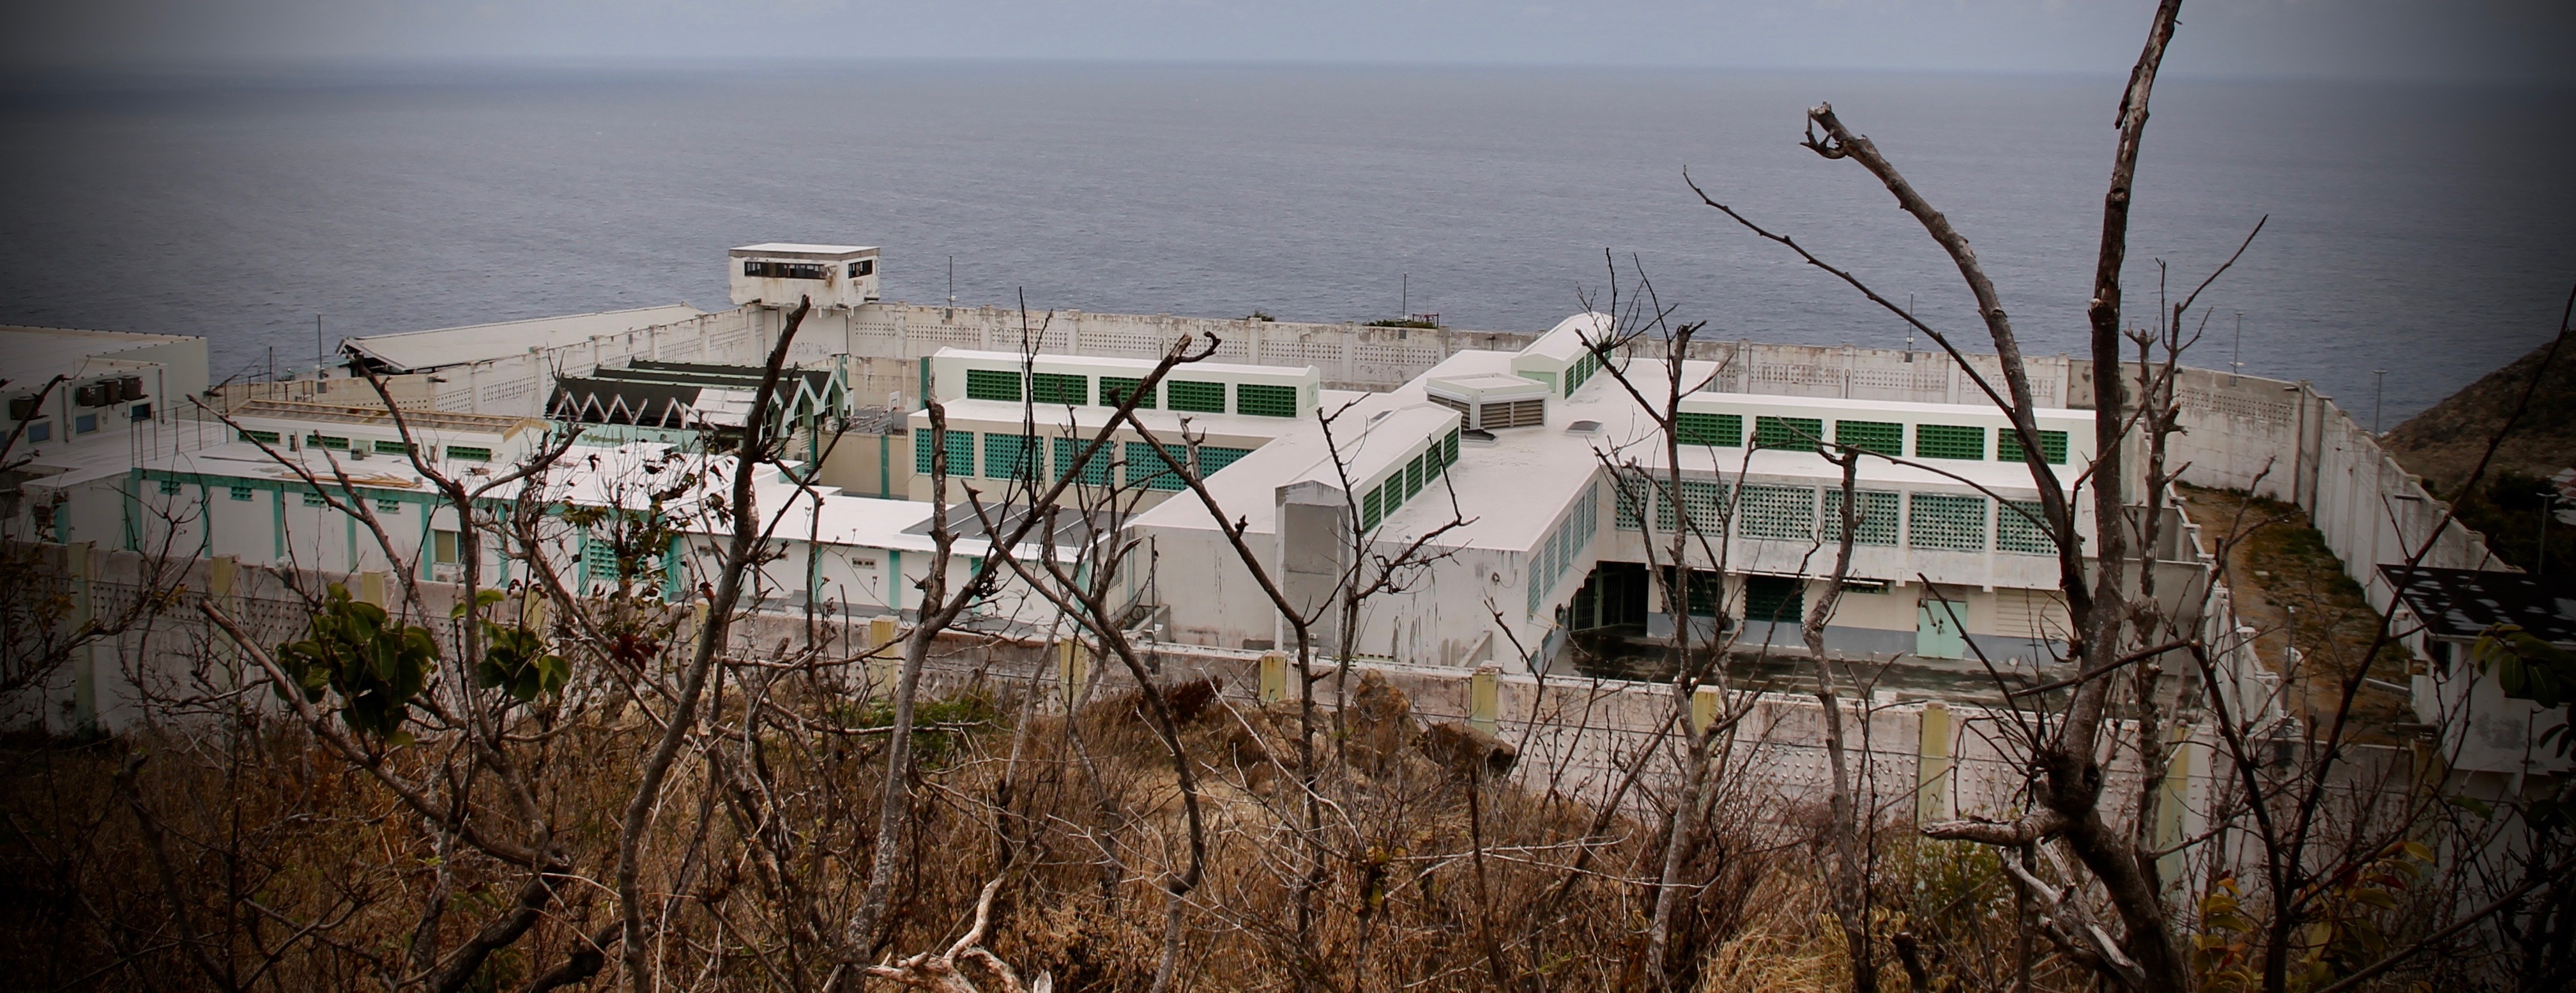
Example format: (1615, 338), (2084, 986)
(1424, 374), (1550, 431)
(73, 382), (114, 407)
(6, 395), (38, 421)
(116, 375), (146, 402)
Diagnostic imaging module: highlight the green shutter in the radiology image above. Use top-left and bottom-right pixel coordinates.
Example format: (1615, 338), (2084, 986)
(1833, 420), (1903, 457)
(965, 368), (1021, 402)
(1743, 575), (1804, 624)
(1100, 376), (1155, 409)
(1167, 381), (1226, 413)
(1196, 446), (1252, 476)
(1030, 372), (1089, 406)
(373, 439), (415, 455)
(1914, 424), (1988, 460)
(983, 434), (1038, 480)
(1673, 412), (1742, 447)
(1752, 416), (1824, 451)
(1237, 383), (1298, 418)
(1405, 454), (1425, 499)
(238, 428), (281, 444)
(1362, 487), (1382, 531)
(1444, 429), (1460, 464)
(1053, 436), (1112, 485)
(1998, 429), (2069, 465)
(308, 434), (349, 450)
(445, 445), (492, 462)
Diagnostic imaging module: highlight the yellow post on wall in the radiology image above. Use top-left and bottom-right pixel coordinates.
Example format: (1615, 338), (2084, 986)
(1916, 702), (1953, 823)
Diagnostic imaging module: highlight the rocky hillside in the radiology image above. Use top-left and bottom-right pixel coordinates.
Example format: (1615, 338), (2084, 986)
(2381, 333), (2576, 498)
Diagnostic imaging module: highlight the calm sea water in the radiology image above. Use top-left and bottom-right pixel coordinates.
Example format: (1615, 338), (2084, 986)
(1, 63), (2570, 421)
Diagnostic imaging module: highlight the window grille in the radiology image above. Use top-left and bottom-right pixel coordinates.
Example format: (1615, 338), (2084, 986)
(1673, 412), (1742, 447)
(238, 428), (281, 444)
(1405, 453), (1425, 499)
(1099, 376), (1155, 409)
(983, 434), (1039, 480)
(1362, 487), (1383, 532)
(229, 485), (254, 501)
(1914, 424), (1988, 460)
(942, 430), (976, 476)
(1742, 575), (1804, 624)
(445, 445), (491, 462)
(914, 430), (936, 474)
(1615, 473), (1650, 531)
(1237, 383), (1299, 418)
(1996, 499), (2059, 555)
(1736, 483), (1817, 541)
(303, 490), (326, 507)
(1822, 489), (1901, 546)
(964, 368), (1021, 402)
(1030, 372), (1088, 406)
(1053, 436), (1111, 485)
(584, 538), (620, 581)
(1679, 478), (1729, 533)
(1753, 416), (1824, 451)
(1196, 446), (1251, 476)
(1834, 420), (1902, 457)
(1167, 380), (1226, 413)
(1907, 492), (1988, 550)
(158, 479), (182, 495)
(1998, 429), (2069, 465)
(373, 439), (414, 455)
(1125, 441), (1187, 490)
(376, 498), (402, 515)
(308, 434), (349, 450)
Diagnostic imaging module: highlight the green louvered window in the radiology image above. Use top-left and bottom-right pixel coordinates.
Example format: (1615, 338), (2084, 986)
(373, 439), (415, 455)
(584, 538), (620, 582)
(1914, 424), (1988, 461)
(1100, 376), (1155, 409)
(229, 485), (255, 501)
(1167, 381), (1226, 413)
(302, 490), (326, 507)
(1998, 429), (2070, 466)
(1378, 478), (1403, 519)
(1742, 575), (1804, 624)
(1405, 453), (1426, 499)
(983, 434), (1039, 480)
(1053, 436), (1111, 485)
(376, 499), (402, 515)
(1753, 416), (1825, 451)
(1030, 372), (1088, 406)
(945, 430), (977, 476)
(238, 428), (280, 444)
(1444, 429), (1460, 464)
(1196, 446), (1252, 476)
(1423, 446), (1444, 483)
(1997, 499), (2059, 555)
(1362, 487), (1383, 531)
(1834, 420), (1903, 457)
(307, 434), (349, 450)
(1673, 412), (1742, 448)
(1736, 483), (1817, 541)
(1237, 383), (1298, 418)
(965, 368), (1021, 402)
(445, 445), (491, 462)
(1907, 492), (1988, 551)
(1125, 441), (1187, 490)
(913, 430), (936, 474)
(1822, 489), (1902, 547)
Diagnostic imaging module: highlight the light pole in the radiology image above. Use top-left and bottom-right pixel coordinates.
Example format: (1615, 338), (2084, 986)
(2373, 369), (2388, 434)
(2232, 311), (2243, 384)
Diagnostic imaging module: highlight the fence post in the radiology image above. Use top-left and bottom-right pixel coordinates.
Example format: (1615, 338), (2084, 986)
(1057, 637), (1089, 709)
(1470, 664), (1500, 734)
(1258, 651), (1287, 705)
(1690, 683), (1718, 736)
(357, 570), (387, 609)
(865, 615), (900, 698)
(1916, 702), (1953, 823)
(68, 543), (98, 736)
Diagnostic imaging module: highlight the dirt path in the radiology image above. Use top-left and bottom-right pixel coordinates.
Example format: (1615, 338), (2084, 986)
(2176, 485), (2412, 741)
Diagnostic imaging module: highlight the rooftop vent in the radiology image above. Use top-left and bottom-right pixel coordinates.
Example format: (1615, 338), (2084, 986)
(1565, 420), (1601, 435)
(1425, 374), (1548, 431)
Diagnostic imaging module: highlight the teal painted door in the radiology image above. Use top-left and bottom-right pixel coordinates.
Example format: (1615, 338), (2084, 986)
(1917, 598), (1969, 659)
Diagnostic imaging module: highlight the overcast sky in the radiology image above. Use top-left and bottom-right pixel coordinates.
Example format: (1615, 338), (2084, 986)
(5, 0), (2570, 84)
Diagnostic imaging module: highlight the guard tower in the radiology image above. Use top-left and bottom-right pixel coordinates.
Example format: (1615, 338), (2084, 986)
(728, 243), (880, 309)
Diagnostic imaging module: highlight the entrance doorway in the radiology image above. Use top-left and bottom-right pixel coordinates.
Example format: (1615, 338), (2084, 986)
(1916, 593), (1969, 659)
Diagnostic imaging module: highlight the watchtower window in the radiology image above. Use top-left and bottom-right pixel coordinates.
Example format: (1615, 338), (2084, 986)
(848, 259), (874, 278)
(743, 261), (827, 280)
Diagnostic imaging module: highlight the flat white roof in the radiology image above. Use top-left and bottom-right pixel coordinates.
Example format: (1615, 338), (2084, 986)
(342, 304), (706, 374)
(935, 348), (1318, 381)
(0, 325), (200, 383)
(731, 243), (877, 255)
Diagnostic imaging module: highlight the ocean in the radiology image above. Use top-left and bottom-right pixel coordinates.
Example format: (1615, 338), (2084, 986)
(1, 63), (2569, 421)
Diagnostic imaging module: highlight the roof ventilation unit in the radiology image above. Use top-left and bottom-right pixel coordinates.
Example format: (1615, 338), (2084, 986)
(1424, 374), (1549, 431)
